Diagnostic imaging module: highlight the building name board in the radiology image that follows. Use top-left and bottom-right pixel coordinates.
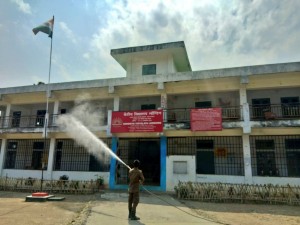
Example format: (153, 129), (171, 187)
(111, 110), (163, 133)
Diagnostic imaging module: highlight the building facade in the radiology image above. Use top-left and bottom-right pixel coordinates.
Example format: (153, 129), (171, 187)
(0, 41), (299, 191)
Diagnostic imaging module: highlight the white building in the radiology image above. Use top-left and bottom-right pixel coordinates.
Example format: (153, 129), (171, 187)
(0, 41), (299, 191)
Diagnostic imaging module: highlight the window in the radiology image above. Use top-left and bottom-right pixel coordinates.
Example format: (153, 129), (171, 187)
(195, 101), (212, 108)
(285, 139), (300, 149)
(12, 111), (21, 127)
(255, 140), (275, 149)
(251, 98), (271, 118)
(36, 110), (46, 127)
(285, 139), (300, 177)
(53, 139), (111, 172)
(196, 140), (214, 149)
(281, 97), (300, 117)
(31, 142), (44, 169)
(253, 138), (276, 177)
(196, 139), (214, 174)
(5, 141), (18, 168)
(142, 64), (156, 75)
(250, 136), (300, 177)
(8, 142), (18, 149)
(89, 155), (102, 171)
(141, 104), (156, 110)
(256, 151), (276, 176)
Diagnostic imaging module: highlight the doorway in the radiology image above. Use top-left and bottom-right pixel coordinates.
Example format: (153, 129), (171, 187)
(116, 138), (160, 186)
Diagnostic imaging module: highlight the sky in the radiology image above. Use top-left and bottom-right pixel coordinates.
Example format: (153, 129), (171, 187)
(0, 0), (300, 88)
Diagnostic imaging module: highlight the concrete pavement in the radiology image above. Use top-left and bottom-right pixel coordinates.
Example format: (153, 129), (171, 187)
(85, 192), (220, 225)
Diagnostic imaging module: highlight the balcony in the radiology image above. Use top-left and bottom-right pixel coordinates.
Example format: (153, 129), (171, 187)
(250, 104), (300, 120)
(165, 106), (243, 123)
(0, 114), (107, 130)
(0, 115), (51, 129)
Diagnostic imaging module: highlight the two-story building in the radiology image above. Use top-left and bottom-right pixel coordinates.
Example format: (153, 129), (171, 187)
(0, 41), (299, 191)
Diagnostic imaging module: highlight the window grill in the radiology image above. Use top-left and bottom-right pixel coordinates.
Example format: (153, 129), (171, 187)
(4, 139), (50, 170)
(168, 136), (244, 176)
(250, 135), (300, 177)
(53, 139), (111, 172)
(116, 138), (161, 186)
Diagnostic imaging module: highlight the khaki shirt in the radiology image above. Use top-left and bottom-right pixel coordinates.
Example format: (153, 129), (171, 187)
(128, 168), (145, 193)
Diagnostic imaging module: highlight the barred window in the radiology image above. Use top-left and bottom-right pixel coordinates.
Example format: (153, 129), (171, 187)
(4, 139), (50, 170)
(53, 139), (111, 172)
(168, 136), (244, 176)
(142, 64), (156, 75)
(251, 135), (300, 177)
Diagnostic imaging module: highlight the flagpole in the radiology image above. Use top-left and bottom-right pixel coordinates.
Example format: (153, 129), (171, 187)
(41, 15), (54, 192)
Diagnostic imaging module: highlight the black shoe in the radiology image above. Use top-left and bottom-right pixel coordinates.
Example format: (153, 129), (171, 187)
(130, 212), (140, 220)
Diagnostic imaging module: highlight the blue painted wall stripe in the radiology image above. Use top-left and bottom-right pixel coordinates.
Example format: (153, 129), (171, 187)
(160, 136), (167, 191)
(109, 137), (118, 189)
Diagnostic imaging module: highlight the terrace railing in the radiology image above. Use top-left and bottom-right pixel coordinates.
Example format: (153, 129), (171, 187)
(165, 106), (243, 123)
(250, 104), (300, 120)
(0, 114), (107, 129)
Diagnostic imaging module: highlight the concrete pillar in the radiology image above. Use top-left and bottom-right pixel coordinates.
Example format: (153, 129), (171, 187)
(4, 104), (11, 127)
(239, 86), (251, 133)
(113, 96), (120, 111)
(240, 81), (253, 184)
(46, 138), (56, 180)
(242, 134), (253, 184)
(0, 139), (7, 177)
(106, 110), (112, 136)
(160, 93), (168, 122)
(53, 100), (59, 114)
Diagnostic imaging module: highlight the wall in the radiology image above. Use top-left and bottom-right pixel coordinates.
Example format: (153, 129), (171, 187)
(252, 176), (300, 186)
(247, 87), (300, 104)
(126, 53), (174, 78)
(119, 96), (161, 111)
(196, 174), (245, 184)
(166, 155), (196, 191)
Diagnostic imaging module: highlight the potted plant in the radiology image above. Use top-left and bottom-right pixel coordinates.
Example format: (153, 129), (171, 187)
(95, 175), (104, 189)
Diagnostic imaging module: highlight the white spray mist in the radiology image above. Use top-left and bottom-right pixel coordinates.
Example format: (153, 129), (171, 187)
(56, 94), (131, 170)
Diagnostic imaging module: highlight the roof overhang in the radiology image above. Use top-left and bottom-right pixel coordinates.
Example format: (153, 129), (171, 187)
(111, 41), (192, 72)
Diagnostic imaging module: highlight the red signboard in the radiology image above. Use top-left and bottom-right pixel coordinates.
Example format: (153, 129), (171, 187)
(111, 110), (163, 133)
(190, 108), (222, 131)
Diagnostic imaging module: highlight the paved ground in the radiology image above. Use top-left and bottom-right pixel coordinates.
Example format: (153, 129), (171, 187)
(86, 192), (217, 225)
(0, 190), (299, 225)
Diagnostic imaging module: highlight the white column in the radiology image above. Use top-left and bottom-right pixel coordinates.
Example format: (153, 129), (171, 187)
(0, 139), (7, 177)
(240, 85), (251, 133)
(242, 134), (253, 184)
(4, 104), (11, 127)
(161, 93), (168, 122)
(53, 100), (59, 114)
(113, 96), (120, 111)
(46, 138), (56, 180)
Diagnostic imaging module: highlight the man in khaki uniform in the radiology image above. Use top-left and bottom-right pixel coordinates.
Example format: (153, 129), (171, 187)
(128, 160), (145, 220)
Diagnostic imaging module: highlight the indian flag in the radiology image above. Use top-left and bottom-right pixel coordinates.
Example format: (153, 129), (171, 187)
(32, 17), (54, 38)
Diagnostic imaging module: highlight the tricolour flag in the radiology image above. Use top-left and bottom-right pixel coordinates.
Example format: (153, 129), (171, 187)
(32, 17), (54, 38)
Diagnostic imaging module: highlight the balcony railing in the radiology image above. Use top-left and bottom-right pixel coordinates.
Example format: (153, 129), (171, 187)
(0, 115), (50, 129)
(165, 106), (243, 123)
(0, 114), (106, 129)
(250, 104), (300, 120)
(1, 104), (298, 130)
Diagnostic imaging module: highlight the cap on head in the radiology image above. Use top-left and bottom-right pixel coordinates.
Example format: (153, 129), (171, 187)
(133, 160), (140, 168)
